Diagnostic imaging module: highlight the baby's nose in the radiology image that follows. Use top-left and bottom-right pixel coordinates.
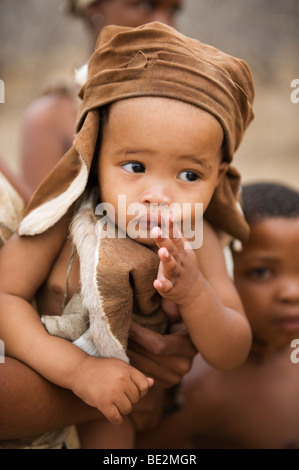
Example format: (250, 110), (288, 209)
(139, 184), (172, 206)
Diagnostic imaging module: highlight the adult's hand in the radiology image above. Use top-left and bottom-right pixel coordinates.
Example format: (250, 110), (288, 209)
(127, 299), (197, 388)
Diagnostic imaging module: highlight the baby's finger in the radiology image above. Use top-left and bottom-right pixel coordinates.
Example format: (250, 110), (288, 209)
(153, 277), (174, 294)
(151, 226), (179, 260)
(158, 246), (178, 277)
(105, 404), (123, 425)
(155, 248), (179, 292)
(165, 214), (185, 253)
(115, 394), (134, 416)
(126, 375), (153, 405)
(131, 369), (153, 399)
(125, 380), (143, 406)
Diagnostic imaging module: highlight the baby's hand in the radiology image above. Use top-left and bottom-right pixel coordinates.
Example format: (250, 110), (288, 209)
(71, 356), (154, 425)
(152, 215), (203, 306)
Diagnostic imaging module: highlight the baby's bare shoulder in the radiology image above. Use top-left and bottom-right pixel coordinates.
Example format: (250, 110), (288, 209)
(194, 219), (227, 272)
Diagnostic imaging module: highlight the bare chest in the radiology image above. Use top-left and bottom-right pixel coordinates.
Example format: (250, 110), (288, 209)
(200, 357), (299, 449)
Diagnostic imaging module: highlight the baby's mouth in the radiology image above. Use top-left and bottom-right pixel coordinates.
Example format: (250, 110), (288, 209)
(136, 213), (164, 230)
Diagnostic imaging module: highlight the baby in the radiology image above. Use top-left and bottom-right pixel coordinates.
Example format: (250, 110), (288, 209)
(0, 22), (254, 448)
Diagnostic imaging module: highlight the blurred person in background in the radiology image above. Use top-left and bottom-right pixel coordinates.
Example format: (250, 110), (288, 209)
(68, 0), (183, 49)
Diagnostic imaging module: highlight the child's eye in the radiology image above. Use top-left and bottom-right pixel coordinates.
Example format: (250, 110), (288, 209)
(178, 171), (200, 182)
(122, 162), (145, 173)
(136, 1), (155, 13)
(246, 267), (272, 280)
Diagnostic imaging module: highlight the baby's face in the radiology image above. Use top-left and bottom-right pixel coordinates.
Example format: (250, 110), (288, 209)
(98, 96), (227, 247)
(233, 218), (299, 349)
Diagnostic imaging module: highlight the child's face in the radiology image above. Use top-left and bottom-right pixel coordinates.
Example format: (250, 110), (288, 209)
(233, 218), (299, 349)
(98, 96), (227, 247)
(87, 0), (182, 36)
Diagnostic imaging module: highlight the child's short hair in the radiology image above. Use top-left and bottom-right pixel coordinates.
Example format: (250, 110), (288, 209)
(241, 182), (299, 223)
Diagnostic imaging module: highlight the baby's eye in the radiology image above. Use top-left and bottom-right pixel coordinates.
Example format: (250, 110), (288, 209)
(122, 162), (145, 173)
(247, 267), (272, 280)
(178, 171), (200, 182)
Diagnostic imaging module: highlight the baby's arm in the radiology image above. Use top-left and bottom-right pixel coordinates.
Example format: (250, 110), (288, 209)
(152, 217), (252, 370)
(0, 217), (152, 425)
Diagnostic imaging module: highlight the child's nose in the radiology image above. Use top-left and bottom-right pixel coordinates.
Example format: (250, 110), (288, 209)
(276, 277), (299, 304)
(139, 184), (172, 207)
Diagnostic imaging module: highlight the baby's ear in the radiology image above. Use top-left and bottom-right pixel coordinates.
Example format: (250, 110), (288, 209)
(217, 161), (229, 184)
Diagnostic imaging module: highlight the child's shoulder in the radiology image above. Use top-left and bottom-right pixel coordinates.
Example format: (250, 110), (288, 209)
(196, 218), (223, 253)
(194, 218), (231, 278)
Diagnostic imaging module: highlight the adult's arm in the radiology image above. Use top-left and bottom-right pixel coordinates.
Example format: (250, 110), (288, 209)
(0, 358), (102, 440)
(0, 158), (31, 204)
(0, 313), (196, 440)
(128, 319), (197, 388)
(20, 92), (77, 195)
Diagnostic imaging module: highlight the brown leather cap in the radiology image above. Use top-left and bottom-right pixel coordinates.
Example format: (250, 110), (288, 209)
(20, 22), (254, 242)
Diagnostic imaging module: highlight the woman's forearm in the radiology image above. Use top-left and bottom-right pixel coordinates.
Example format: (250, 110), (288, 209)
(0, 358), (102, 440)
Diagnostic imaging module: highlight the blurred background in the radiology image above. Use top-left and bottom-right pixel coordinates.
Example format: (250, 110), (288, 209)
(0, 0), (298, 190)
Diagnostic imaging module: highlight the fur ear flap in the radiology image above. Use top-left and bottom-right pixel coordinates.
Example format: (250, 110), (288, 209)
(18, 110), (100, 237)
(18, 153), (88, 236)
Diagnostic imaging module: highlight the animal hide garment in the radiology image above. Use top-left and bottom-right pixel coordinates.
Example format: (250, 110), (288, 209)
(42, 191), (168, 361)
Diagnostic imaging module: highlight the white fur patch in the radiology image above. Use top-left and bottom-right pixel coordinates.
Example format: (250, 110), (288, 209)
(73, 329), (100, 356)
(70, 199), (129, 362)
(74, 63), (88, 87)
(18, 154), (88, 236)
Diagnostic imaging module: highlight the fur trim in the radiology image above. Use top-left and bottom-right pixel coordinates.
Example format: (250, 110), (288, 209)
(70, 196), (129, 362)
(74, 63), (88, 87)
(73, 329), (100, 356)
(18, 154), (88, 236)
